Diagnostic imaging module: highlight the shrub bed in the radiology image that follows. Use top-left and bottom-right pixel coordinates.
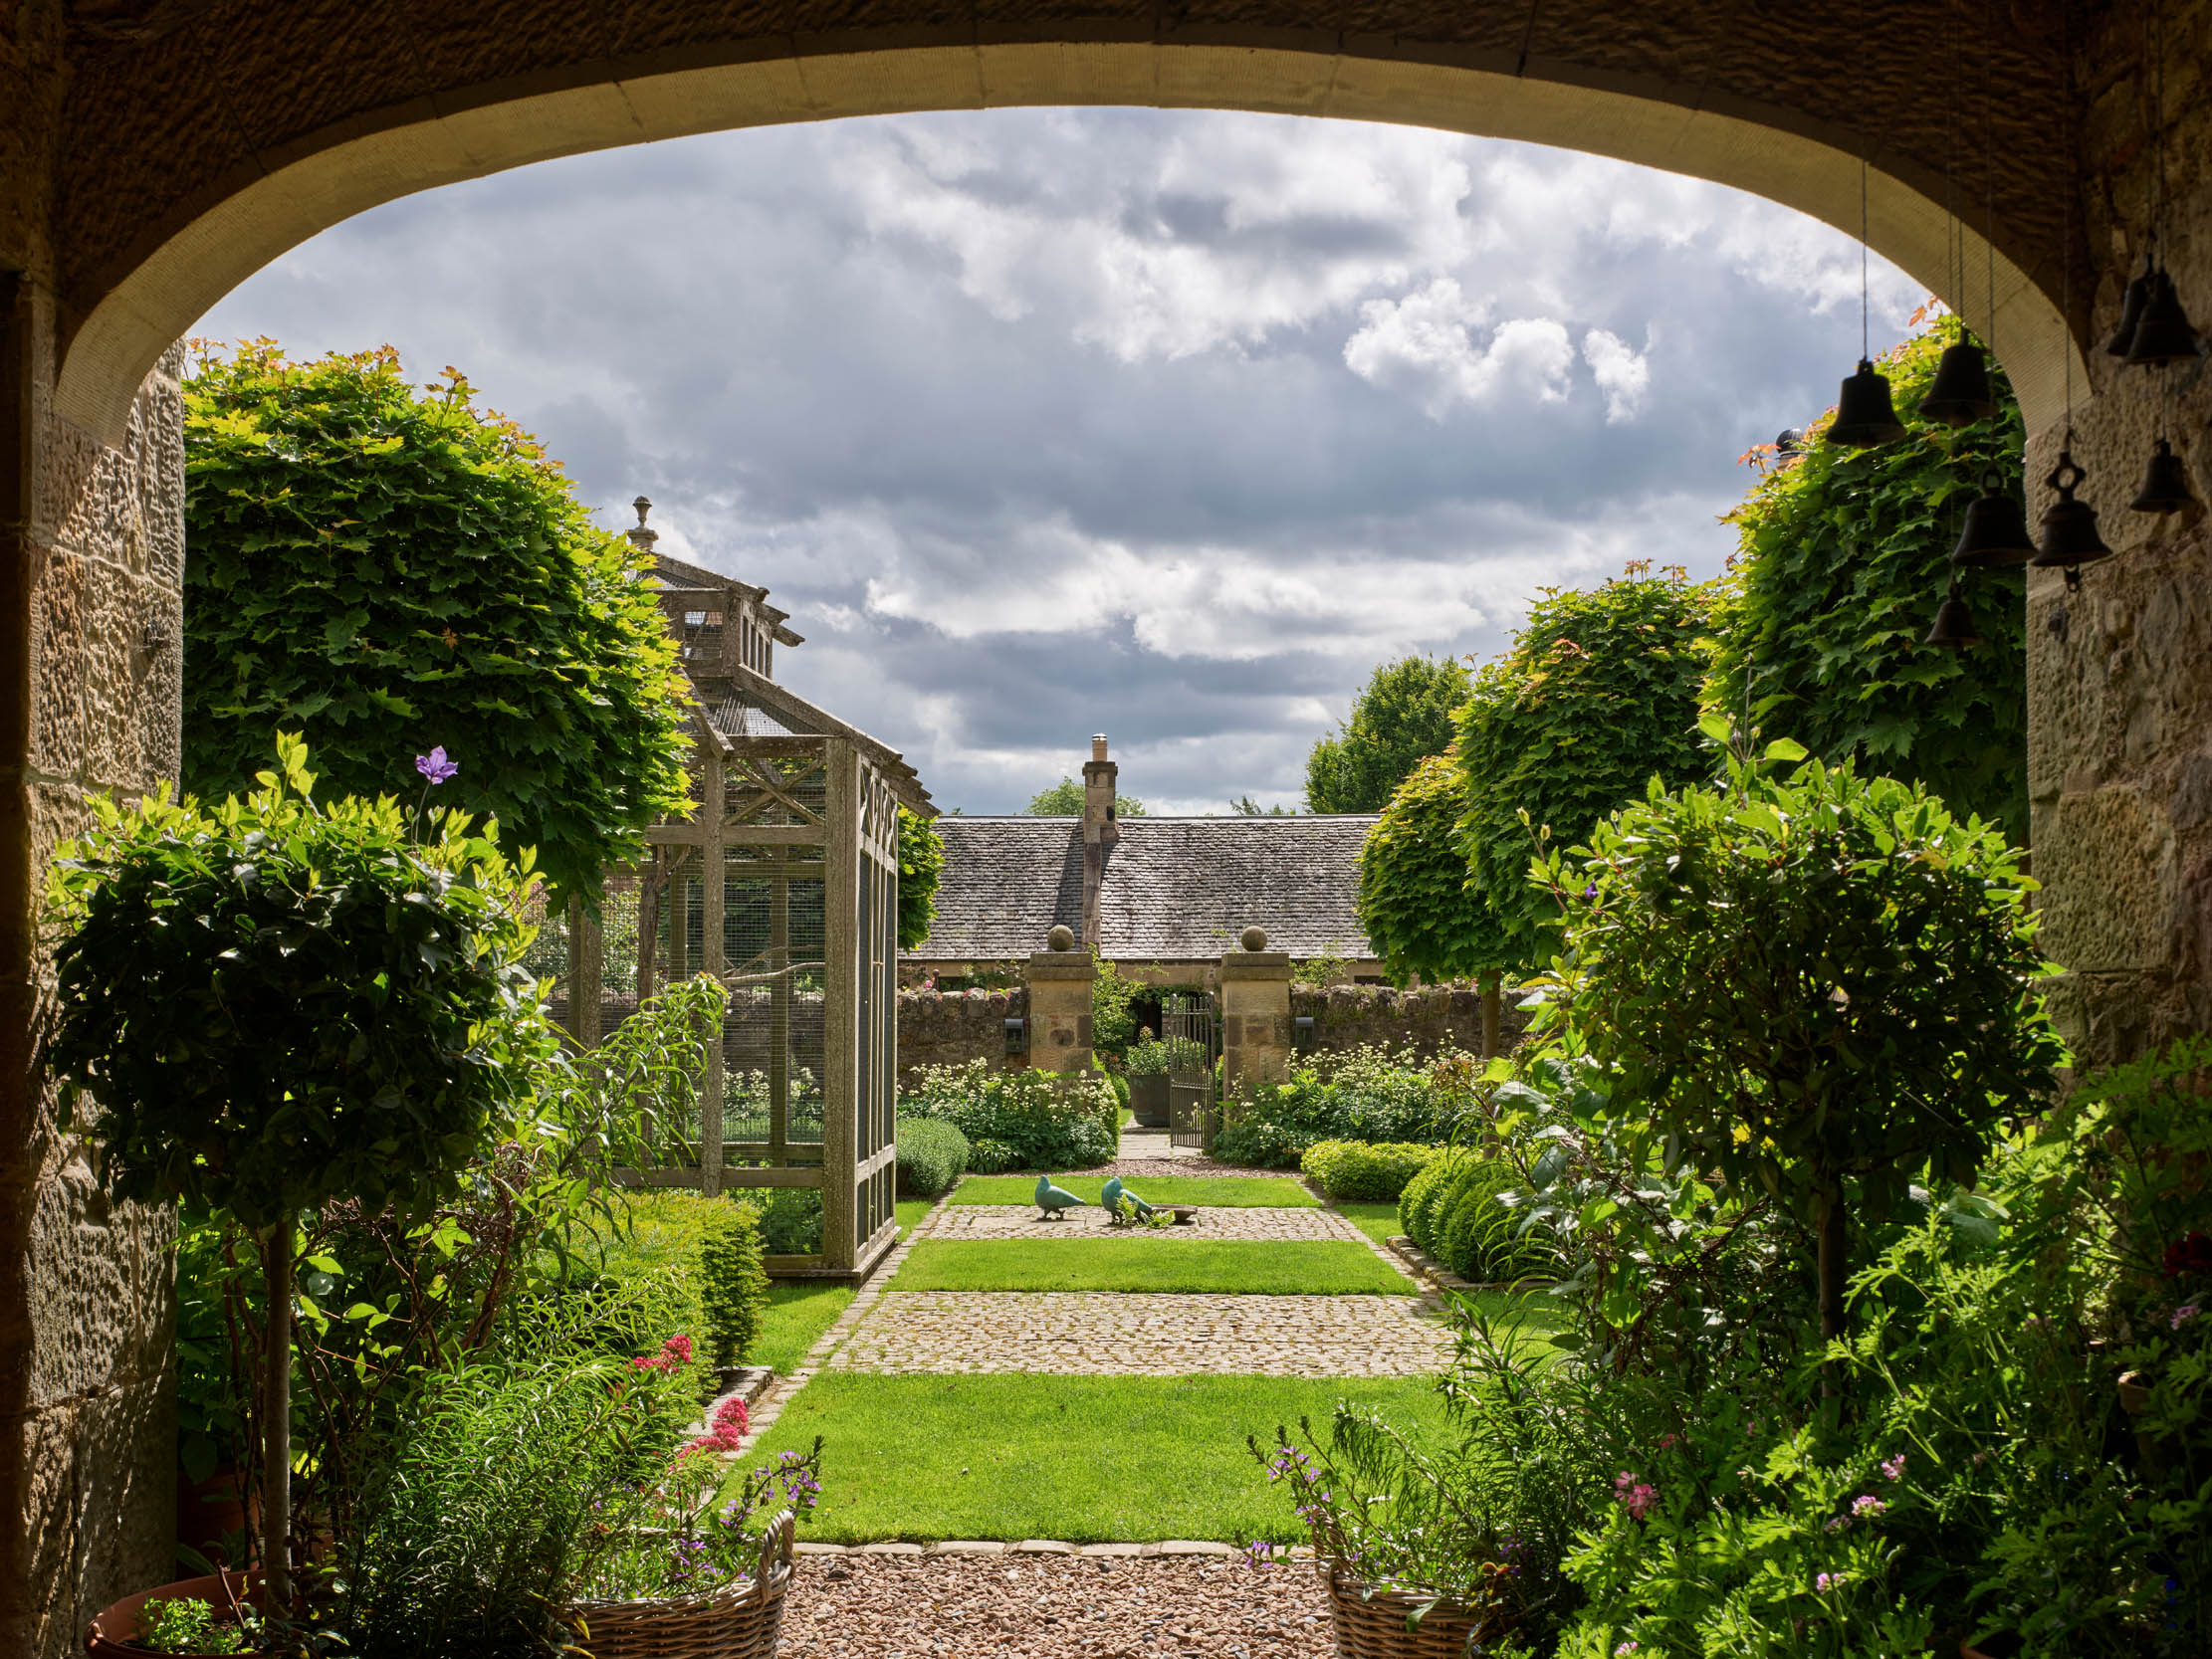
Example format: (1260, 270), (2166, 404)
(1214, 1045), (1471, 1168)
(900, 1060), (1119, 1170)
(1300, 1140), (1440, 1202)
(1399, 1148), (1554, 1282)
(895, 1119), (971, 1198)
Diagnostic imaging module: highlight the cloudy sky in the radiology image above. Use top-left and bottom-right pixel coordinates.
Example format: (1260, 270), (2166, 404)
(192, 107), (1922, 815)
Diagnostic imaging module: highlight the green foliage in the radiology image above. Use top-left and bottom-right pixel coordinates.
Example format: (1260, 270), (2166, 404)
(1400, 1148), (1555, 1282)
(894, 1119), (972, 1198)
(141, 1598), (250, 1655)
(1229, 795), (1293, 814)
(755, 1188), (824, 1256)
(1124, 1033), (1207, 1077)
(891, 1238), (1416, 1295)
(1025, 776), (1147, 816)
(899, 1061), (1119, 1170)
(1398, 1148), (1466, 1257)
(182, 343), (690, 904)
(1452, 566), (1717, 967)
(1707, 317), (2029, 840)
(1299, 1140), (1440, 1203)
(1357, 754), (1513, 986)
(699, 1200), (771, 1370)
(896, 807), (944, 949)
(1305, 653), (1471, 812)
(47, 731), (548, 1230)
(1212, 1045), (1475, 1168)
(1534, 738), (2061, 1338)
(1091, 953), (1143, 1059)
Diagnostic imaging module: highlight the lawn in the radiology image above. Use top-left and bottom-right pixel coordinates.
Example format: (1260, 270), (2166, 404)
(887, 1238), (1415, 1295)
(948, 1175), (1319, 1208)
(739, 1371), (1450, 1543)
(1333, 1201), (1403, 1245)
(746, 1197), (939, 1373)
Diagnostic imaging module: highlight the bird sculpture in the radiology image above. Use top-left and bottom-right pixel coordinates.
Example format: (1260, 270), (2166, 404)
(1034, 1174), (1088, 1220)
(1101, 1176), (1155, 1219)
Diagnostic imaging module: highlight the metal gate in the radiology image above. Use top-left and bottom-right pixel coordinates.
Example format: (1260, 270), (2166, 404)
(1161, 993), (1218, 1150)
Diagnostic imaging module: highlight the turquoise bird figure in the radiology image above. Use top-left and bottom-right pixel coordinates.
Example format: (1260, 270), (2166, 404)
(1034, 1174), (1088, 1220)
(1102, 1176), (1155, 1219)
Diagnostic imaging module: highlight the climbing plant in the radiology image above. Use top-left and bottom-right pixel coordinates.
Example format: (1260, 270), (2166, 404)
(1306, 654), (1472, 813)
(182, 343), (691, 904)
(896, 807), (944, 950)
(1704, 313), (2029, 840)
(1356, 754), (1517, 987)
(1452, 566), (1717, 966)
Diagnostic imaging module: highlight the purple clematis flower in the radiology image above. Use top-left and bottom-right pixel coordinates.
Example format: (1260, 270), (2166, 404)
(415, 746), (459, 784)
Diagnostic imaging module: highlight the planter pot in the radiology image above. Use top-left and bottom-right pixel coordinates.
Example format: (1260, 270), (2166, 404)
(1129, 1074), (1170, 1128)
(1959, 1633), (2023, 1659)
(1324, 1567), (1510, 1659)
(566, 1510), (797, 1659)
(175, 1464), (251, 1556)
(87, 1570), (263, 1658)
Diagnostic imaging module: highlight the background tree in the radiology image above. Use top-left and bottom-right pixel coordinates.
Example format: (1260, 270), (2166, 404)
(1538, 736), (2060, 1345)
(897, 807), (944, 949)
(1305, 653), (1471, 812)
(1025, 777), (1146, 816)
(1228, 795), (1292, 815)
(183, 343), (691, 904)
(1355, 754), (1516, 1054)
(1705, 313), (2029, 839)
(1453, 566), (1716, 967)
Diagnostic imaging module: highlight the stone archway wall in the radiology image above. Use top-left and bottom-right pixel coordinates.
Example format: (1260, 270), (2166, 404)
(4, 3), (2209, 1655)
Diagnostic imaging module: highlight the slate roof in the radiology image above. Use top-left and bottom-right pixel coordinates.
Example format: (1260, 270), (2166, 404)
(908, 815), (1380, 961)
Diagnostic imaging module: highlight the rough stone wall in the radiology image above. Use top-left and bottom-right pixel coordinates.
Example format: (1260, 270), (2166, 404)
(895, 986), (1028, 1085)
(1292, 984), (1531, 1060)
(2028, 0), (2212, 1070)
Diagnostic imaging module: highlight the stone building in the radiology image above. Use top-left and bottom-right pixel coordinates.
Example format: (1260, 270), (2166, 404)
(904, 735), (1384, 987)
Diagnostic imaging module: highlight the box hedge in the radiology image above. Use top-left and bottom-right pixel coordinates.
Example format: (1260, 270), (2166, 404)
(1299, 1140), (1440, 1202)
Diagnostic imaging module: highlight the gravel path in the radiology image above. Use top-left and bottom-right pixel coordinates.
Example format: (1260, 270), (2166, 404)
(1094, 1156), (1288, 1178)
(922, 1205), (1365, 1242)
(827, 1291), (1451, 1376)
(778, 1554), (1330, 1657)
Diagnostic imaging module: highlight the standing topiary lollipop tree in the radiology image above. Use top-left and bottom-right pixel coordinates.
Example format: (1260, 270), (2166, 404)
(1534, 729), (2062, 1348)
(47, 733), (553, 1613)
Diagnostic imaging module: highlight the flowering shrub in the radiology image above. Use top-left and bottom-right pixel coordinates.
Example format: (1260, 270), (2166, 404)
(1214, 1045), (1475, 1168)
(899, 1061), (1117, 1170)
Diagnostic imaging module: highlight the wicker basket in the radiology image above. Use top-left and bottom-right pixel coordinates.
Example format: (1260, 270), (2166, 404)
(567, 1510), (797, 1659)
(1324, 1566), (1509, 1659)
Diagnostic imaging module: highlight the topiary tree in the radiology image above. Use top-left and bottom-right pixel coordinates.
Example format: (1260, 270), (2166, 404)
(1306, 653), (1471, 813)
(1538, 733), (2062, 1346)
(182, 343), (691, 905)
(1705, 313), (2029, 840)
(1355, 754), (1518, 1053)
(896, 807), (944, 949)
(47, 734), (553, 1610)
(1452, 565), (1717, 968)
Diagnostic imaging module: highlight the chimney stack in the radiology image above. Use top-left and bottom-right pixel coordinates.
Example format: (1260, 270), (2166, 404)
(1081, 735), (1118, 950)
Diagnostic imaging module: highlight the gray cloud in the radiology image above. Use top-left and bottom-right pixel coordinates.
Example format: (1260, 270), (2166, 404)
(193, 107), (1922, 814)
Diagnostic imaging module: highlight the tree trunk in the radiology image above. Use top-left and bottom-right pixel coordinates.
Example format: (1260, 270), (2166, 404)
(1479, 971), (1501, 1060)
(259, 1219), (293, 1610)
(1816, 1182), (1848, 1346)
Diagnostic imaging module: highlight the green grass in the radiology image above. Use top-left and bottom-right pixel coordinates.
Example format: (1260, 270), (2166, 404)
(949, 1175), (1319, 1208)
(888, 1238), (1415, 1295)
(739, 1371), (1449, 1543)
(894, 1196), (935, 1239)
(1334, 1201), (1404, 1245)
(744, 1197), (939, 1373)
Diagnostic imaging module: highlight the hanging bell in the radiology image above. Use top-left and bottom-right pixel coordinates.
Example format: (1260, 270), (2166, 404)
(2104, 260), (2154, 356)
(2129, 438), (2198, 515)
(2122, 270), (2203, 367)
(2029, 451), (2113, 574)
(1919, 337), (1998, 425)
(1827, 358), (1908, 447)
(1950, 472), (2037, 568)
(1924, 582), (1982, 649)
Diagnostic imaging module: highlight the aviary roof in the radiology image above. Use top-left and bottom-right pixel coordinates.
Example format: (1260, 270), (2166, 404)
(908, 815), (1380, 961)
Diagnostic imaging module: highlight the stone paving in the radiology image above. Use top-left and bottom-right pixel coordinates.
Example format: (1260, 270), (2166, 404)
(921, 1204), (1366, 1243)
(824, 1291), (1453, 1377)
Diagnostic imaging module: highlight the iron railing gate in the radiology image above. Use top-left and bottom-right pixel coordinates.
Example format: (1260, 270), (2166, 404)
(1162, 993), (1218, 1150)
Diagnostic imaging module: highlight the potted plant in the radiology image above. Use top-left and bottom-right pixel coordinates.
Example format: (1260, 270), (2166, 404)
(50, 736), (551, 1643)
(1124, 1033), (1173, 1126)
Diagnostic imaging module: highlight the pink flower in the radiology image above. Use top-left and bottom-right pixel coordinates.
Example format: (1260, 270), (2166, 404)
(1657, 1434), (1678, 1451)
(1816, 1571), (1847, 1593)
(1852, 1495), (1886, 1519)
(662, 1334), (695, 1365)
(1613, 1473), (1658, 1521)
(2174, 1304), (2200, 1330)
(630, 1354), (657, 1369)
(1880, 1453), (1906, 1481)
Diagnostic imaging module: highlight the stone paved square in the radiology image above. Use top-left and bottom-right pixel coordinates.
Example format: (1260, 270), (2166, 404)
(921, 1204), (1367, 1243)
(825, 1291), (1452, 1377)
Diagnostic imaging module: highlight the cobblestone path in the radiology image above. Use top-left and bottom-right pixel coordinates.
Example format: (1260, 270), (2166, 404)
(922, 1205), (1367, 1243)
(826, 1290), (1451, 1377)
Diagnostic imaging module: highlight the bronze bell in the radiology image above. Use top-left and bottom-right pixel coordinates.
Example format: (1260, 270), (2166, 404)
(1919, 337), (1997, 425)
(2030, 451), (2113, 573)
(1950, 472), (2037, 568)
(2122, 270), (2202, 367)
(2104, 261), (2154, 356)
(1924, 582), (1982, 649)
(2129, 438), (2197, 515)
(1827, 358), (1908, 447)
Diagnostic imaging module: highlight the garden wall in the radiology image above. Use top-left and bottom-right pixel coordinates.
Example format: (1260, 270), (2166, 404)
(1292, 984), (1529, 1059)
(896, 986), (1029, 1084)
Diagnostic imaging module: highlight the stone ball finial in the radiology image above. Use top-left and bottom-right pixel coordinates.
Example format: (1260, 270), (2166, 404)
(1241, 925), (1268, 952)
(1048, 924), (1076, 951)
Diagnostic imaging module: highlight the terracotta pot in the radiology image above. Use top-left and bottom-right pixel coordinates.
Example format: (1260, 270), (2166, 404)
(86, 1570), (263, 1658)
(175, 1464), (251, 1556)
(2116, 1370), (2152, 1416)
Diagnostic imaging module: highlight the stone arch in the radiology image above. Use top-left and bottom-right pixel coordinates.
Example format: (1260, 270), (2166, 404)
(58, 36), (2084, 445)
